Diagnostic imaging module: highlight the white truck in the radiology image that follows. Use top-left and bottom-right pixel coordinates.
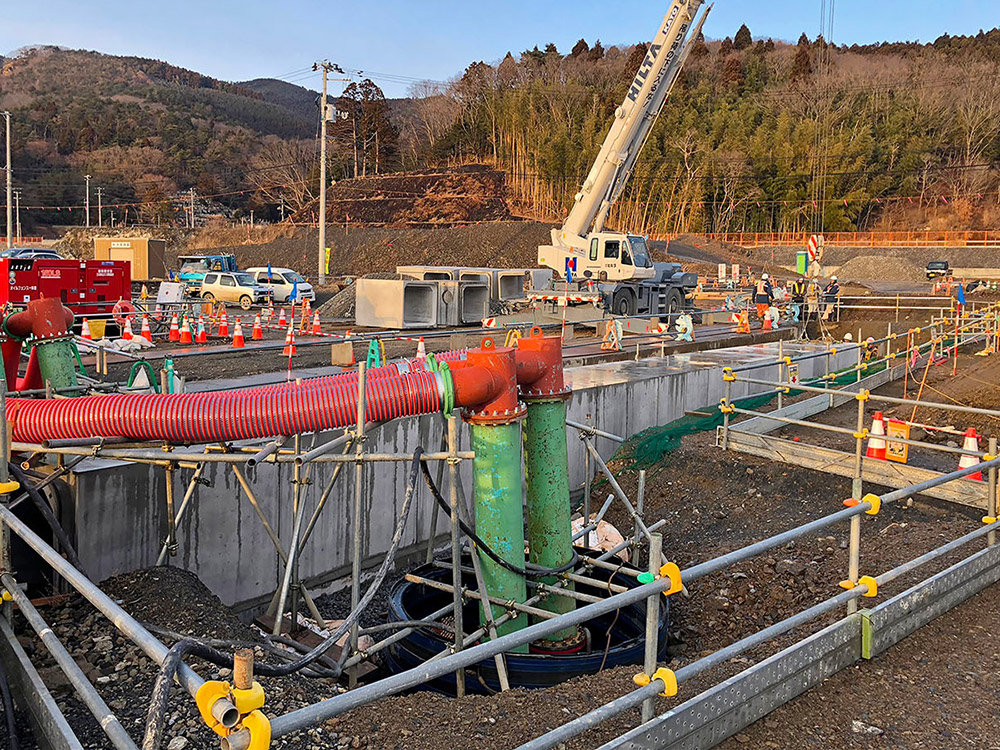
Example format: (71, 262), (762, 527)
(533, 0), (711, 317)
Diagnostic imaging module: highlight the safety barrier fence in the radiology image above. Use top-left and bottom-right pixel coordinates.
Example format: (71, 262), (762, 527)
(701, 230), (1000, 248)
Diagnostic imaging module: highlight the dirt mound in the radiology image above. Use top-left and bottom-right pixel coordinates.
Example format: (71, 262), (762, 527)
(836, 255), (926, 282)
(214, 221), (555, 279)
(292, 165), (513, 227)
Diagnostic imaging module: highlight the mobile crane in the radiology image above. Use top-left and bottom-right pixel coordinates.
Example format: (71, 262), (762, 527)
(534, 0), (712, 317)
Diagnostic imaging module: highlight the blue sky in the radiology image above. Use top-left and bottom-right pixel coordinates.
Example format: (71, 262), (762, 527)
(4, 0), (999, 97)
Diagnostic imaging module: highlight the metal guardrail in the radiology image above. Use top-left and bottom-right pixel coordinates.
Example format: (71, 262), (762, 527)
(697, 231), (1000, 249)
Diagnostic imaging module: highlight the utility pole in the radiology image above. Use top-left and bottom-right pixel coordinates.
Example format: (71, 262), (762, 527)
(85, 174), (91, 227)
(13, 189), (20, 243)
(189, 187), (195, 228)
(314, 61), (348, 286)
(97, 187), (103, 228)
(3, 112), (10, 249)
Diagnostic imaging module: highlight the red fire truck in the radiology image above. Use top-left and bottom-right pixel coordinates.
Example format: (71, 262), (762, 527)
(0, 258), (131, 315)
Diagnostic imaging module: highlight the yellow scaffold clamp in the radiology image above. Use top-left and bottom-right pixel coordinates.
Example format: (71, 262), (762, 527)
(0, 479), (19, 495)
(633, 667), (678, 697)
(636, 562), (683, 598)
(196, 650), (271, 749)
(982, 516), (997, 525)
(843, 493), (881, 516)
(839, 575), (878, 597)
(722, 367), (736, 382)
(718, 398), (736, 415)
(855, 389), (870, 402)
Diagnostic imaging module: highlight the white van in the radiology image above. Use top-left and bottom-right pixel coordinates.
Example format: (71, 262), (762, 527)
(246, 267), (315, 303)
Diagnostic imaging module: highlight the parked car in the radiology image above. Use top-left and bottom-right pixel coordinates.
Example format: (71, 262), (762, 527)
(200, 272), (272, 310)
(926, 260), (951, 279)
(0, 247), (62, 260)
(245, 267), (315, 303)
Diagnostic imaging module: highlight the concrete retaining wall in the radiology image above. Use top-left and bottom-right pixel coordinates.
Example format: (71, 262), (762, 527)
(66, 342), (854, 608)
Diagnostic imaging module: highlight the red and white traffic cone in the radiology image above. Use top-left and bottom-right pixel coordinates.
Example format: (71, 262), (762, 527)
(232, 319), (245, 349)
(959, 428), (984, 481)
(168, 313), (180, 342)
(866, 411), (887, 460)
(416, 337), (426, 361)
(195, 315), (207, 344)
(122, 317), (134, 341)
(278, 308), (287, 327)
(283, 325), (296, 356)
(140, 314), (153, 343)
(311, 312), (321, 335)
(218, 310), (229, 338)
(251, 313), (264, 340)
(179, 317), (193, 344)
(80, 318), (93, 341)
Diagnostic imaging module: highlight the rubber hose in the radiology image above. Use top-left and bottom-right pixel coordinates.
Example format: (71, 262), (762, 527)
(419, 459), (579, 579)
(0, 658), (17, 750)
(8, 370), (442, 444)
(7, 462), (85, 575)
(140, 449), (426, 750)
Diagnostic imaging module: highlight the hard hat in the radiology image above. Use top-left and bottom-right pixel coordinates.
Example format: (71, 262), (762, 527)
(866, 337), (875, 344)
(844, 333), (854, 341)
(762, 273), (769, 280)
(831, 275), (838, 281)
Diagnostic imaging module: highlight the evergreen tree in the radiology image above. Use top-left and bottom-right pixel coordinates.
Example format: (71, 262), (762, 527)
(571, 39), (590, 57)
(734, 24), (753, 50)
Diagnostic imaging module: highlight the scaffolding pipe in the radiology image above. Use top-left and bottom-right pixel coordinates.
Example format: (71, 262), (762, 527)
(1, 573), (139, 750)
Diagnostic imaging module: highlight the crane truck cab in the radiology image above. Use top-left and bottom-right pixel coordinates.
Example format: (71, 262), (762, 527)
(539, 231), (655, 283)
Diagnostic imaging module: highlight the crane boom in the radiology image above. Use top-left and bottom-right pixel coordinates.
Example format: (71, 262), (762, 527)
(541, 0), (707, 281)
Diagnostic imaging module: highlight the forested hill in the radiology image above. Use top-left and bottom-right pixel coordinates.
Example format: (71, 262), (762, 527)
(428, 27), (1000, 234)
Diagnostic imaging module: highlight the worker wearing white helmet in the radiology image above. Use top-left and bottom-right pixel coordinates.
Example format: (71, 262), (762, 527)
(863, 336), (880, 363)
(755, 273), (773, 320)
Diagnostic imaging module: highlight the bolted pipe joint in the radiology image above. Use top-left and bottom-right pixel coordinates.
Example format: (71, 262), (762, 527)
(453, 339), (525, 425)
(515, 326), (571, 401)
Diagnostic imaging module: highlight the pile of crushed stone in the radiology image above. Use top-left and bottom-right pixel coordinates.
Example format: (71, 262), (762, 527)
(836, 255), (926, 283)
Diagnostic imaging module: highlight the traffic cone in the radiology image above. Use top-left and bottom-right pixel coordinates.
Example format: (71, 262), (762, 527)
(122, 317), (134, 341)
(278, 308), (287, 327)
(195, 315), (207, 344)
(416, 337), (426, 361)
(80, 318), (93, 341)
(959, 428), (984, 481)
(179, 317), (193, 344)
(762, 315), (773, 332)
(218, 310), (229, 338)
(311, 312), (321, 336)
(866, 412), (887, 460)
(251, 313), (264, 340)
(283, 325), (296, 356)
(168, 313), (180, 342)
(232, 319), (245, 349)
(140, 314), (153, 343)
(266, 299), (274, 322)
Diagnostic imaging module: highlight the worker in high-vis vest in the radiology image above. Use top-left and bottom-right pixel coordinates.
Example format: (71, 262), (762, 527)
(789, 277), (807, 323)
(755, 273), (773, 320)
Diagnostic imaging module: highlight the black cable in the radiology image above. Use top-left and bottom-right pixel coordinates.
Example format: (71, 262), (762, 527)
(418, 458), (579, 579)
(0, 658), (18, 750)
(7, 462), (85, 574)
(141, 448), (425, 750)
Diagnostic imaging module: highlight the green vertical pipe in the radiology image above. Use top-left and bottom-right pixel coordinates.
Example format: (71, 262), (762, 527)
(34, 340), (78, 391)
(470, 421), (529, 649)
(523, 399), (577, 641)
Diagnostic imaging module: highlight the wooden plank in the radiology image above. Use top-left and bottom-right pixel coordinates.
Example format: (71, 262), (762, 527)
(721, 429), (989, 510)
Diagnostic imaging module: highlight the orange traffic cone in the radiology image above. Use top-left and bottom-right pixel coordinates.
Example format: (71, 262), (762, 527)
(168, 313), (180, 342)
(80, 318), (93, 341)
(179, 317), (193, 344)
(311, 312), (321, 335)
(866, 412), (887, 460)
(251, 313), (264, 340)
(218, 310), (229, 338)
(762, 315), (773, 332)
(283, 326), (296, 356)
(278, 308), (287, 327)
(736, 310), (751, 335)
(122, 317), (134, 341)
(232, 319), (245, 349)
(140, 314), (153, 343)
(195, 315), (207, 344)
(416, 337), (426, 361)
(959, 428), (984, 480)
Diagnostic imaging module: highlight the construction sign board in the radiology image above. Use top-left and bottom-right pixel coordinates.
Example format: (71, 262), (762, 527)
(886, 419), (910, 464)
(718, 263), (727, 280)
(787, 363), (799, 386)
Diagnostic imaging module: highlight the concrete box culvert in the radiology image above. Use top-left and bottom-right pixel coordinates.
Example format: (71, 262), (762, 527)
(459, 283), (490, 325)
(355, 279), (439, 328)
(497, 271), (527, 301)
